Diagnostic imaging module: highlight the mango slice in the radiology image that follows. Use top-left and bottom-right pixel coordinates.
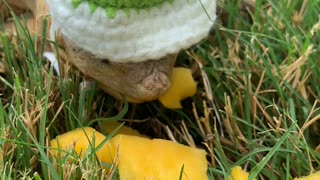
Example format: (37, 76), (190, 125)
(294, 170), (320, 180)
(109, 134), (208, 180)
(50, 128), (208, 179)
(228, 166), (249, 180)
(50, 127), (114, 165)
(158, 67), (197, 109)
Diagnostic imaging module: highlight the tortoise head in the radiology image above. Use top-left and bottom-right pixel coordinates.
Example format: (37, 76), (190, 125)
(56, 34), (176, 103)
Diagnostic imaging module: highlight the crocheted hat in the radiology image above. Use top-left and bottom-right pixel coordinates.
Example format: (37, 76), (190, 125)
(47, 0), (216, 63)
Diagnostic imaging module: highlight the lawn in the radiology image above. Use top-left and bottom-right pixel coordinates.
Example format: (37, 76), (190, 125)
(0, 0), (320, 179)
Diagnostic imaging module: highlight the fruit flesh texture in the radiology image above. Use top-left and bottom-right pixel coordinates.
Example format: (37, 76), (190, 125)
(50, 127), (208, 179)
(228, 166), (249, 180)
(50, 127), (114, 164)
(110, 134), (208, 180)
(158, 67), (197, 109)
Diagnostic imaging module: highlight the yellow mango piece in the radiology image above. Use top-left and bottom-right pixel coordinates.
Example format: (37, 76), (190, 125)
(51, 129), (207, 179)
(158, 67), (197, 109)
(102, 122), (145, 137)
(50, 127), (114, 165)
(228, 166), (249, 180)
(109, 134), (208, 180)
(294, 170), (320, 180)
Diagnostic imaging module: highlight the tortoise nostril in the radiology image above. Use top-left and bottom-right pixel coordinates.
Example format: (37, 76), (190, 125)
(141, 69), (170, 93)
(100, 59), (110, 64)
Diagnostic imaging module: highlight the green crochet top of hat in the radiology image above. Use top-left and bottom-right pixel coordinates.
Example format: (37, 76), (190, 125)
(71, 0), (173, 18)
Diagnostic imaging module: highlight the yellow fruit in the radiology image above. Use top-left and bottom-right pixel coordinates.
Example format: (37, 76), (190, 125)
(102, 122), (145, 137)
(109, 135), (208, 180)
(50, 128), (208, 179)
(158, 67), (197, 109)
(50, 127), (114, 165)
(228, 166), (249, 180)
(294, 170), (320, 180)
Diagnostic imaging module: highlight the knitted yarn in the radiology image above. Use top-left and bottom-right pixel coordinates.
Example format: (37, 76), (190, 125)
(72, 0), (173, 11)
(47, 0), (216, 63)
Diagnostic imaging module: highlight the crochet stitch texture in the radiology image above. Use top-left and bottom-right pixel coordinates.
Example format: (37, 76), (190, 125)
(71, 0), (173, 9)
(71, 0), (174, 17)
(48, 0), (216, 63)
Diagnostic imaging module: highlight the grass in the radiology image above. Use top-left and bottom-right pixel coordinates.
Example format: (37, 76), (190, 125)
(0, 0), (320, 179)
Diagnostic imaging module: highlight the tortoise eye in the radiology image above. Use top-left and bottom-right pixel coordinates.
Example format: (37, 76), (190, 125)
(100, 59), (110, 64)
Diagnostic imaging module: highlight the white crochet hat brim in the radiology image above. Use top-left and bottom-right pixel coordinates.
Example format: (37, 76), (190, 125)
(48, 0), (216, 63)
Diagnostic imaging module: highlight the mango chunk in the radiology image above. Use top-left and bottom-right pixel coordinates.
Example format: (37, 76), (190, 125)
(294, 170), (320, 180)
(109, 135), (208, 180)
(50, 128), (208, 179)
(50, 127), (114, 165)
(228, 166), (249, 180)
(102, 122), (145, 137)
(158, 67), (197, 109)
